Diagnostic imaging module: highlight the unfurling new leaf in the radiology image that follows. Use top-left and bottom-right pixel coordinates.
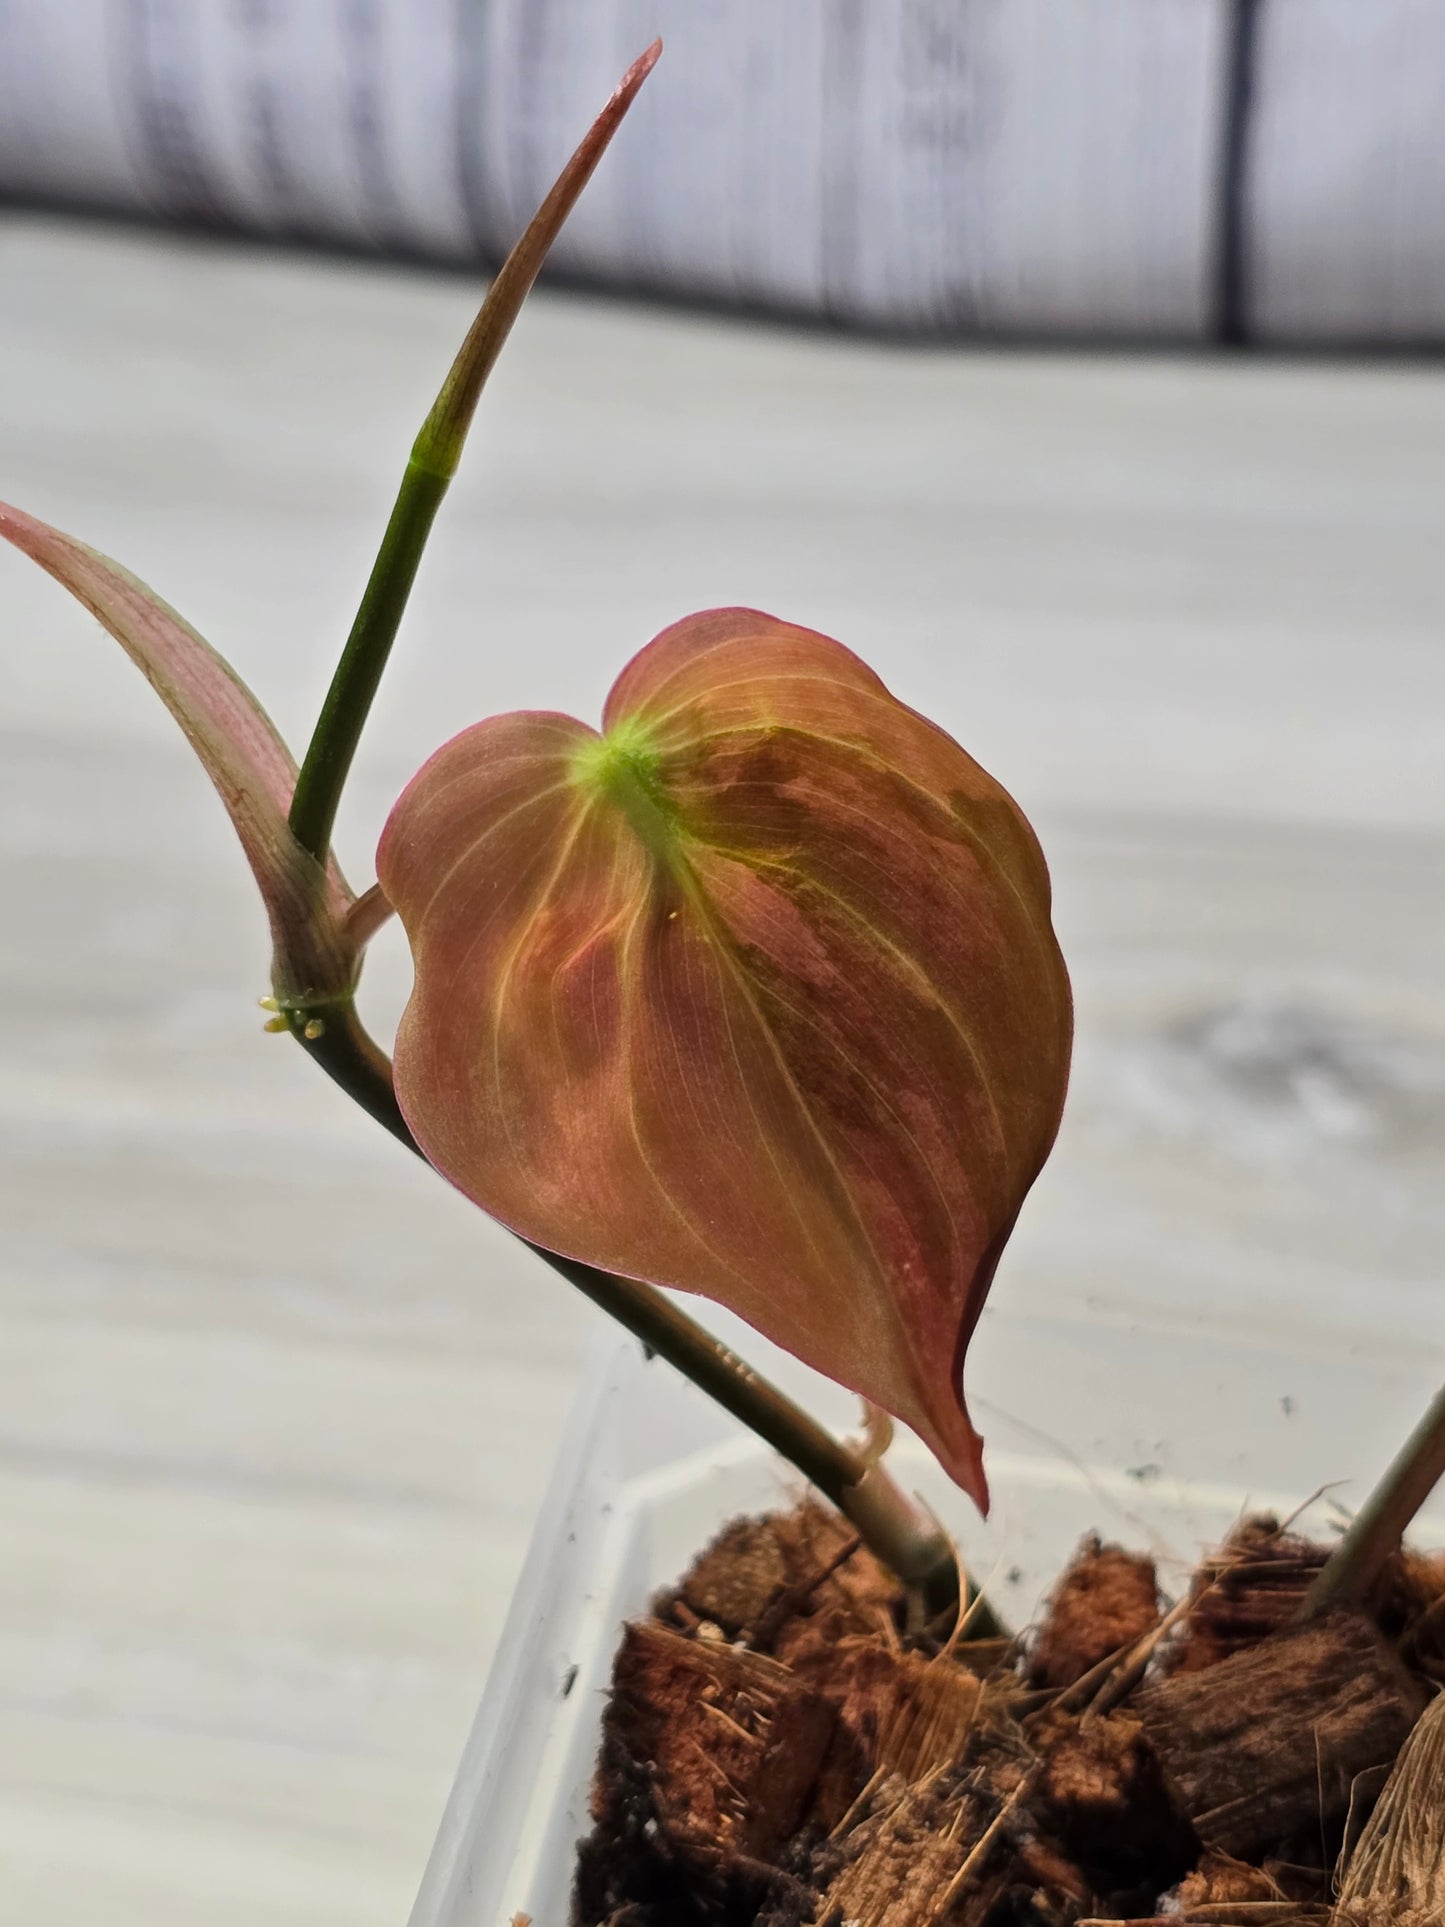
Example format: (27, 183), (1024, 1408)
(378, 608), (1073, 1506)
(0, 502), (357, 1011)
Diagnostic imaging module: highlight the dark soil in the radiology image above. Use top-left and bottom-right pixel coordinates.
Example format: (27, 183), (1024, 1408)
(570, 1501), (1445, 1926)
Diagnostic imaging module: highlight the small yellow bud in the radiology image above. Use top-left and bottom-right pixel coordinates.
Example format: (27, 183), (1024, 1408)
(258, 995), (281, 1012)
(303, 1018), (326, 1041)
(263, 1015), (289, 1033)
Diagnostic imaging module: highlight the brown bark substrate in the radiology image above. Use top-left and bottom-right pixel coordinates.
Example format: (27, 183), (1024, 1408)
(572, 1502), (1445, 1927)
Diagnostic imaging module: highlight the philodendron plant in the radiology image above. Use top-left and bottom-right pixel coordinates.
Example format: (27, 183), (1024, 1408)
(5, 45), (1074, 1612)
(6, 42), (1433, 1628)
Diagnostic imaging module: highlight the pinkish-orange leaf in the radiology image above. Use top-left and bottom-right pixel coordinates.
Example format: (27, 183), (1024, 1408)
(378, 609), (1072, 1506)
(0, 501), (354, 995)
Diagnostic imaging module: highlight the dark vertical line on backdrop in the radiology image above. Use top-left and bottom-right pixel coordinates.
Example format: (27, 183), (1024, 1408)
(455, 0), (487, 260)
(1214, 0), (1261, 346)
(821, 0), (867, 323)
(121, 0), (227, 223)
(343, 0), (405, 251)
(511, 1), (551, 243)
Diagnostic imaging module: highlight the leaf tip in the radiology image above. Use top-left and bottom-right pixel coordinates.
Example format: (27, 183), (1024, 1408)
(932, 1413), (990, 1517)
(609, 41), (662, 119)
(610, 42), (661, 125)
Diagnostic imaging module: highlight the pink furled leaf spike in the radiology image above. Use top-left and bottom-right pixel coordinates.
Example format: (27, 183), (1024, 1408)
(0, 503), (356, 1011)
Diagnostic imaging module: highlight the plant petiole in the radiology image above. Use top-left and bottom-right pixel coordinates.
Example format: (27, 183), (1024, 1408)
(287, 41), (662, 871)
(1301, 1380), (1445, 1618)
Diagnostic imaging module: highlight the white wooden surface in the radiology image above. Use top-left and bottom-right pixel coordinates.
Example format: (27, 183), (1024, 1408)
(1, 213), (1443, 1925)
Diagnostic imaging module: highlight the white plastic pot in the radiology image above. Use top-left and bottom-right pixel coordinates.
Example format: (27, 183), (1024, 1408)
(408, 1309), (1445, 1927)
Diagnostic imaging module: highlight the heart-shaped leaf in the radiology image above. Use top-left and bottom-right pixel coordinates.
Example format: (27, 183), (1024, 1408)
(378, 609), (1072, 1505)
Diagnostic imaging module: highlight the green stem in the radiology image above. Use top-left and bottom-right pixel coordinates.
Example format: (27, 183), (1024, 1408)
(288, 466), (446, 862)
(1301, 1381), (1445, 1619)
(287, 39), (663, 869)
(295, 1002), (412, 1143)
(546, 1248), (863, 1494)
